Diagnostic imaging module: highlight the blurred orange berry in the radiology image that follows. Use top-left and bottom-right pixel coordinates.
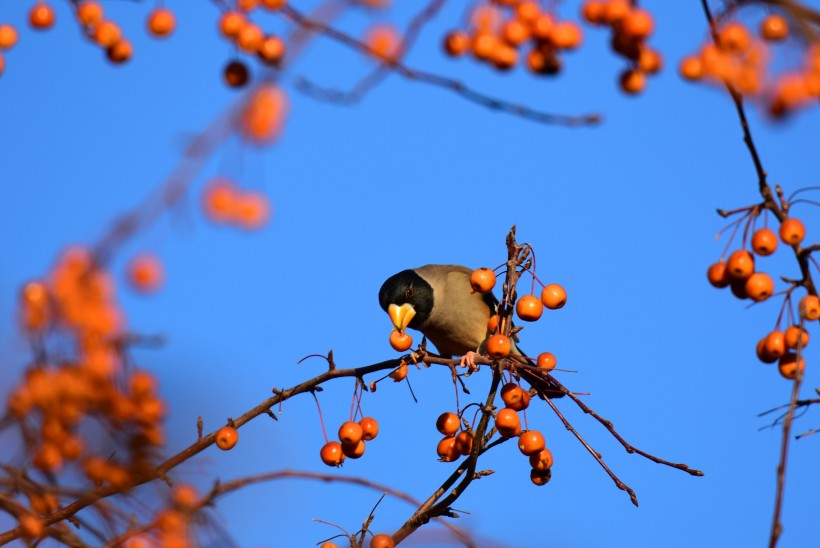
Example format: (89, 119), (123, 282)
(220, 11), (246, 38)
(365, 24), (399, 61)
(0, 24), (18, 49)
(761, 14), (789, 42)
(30, 3), (56, 30)
(127, 254), (163, 293)
(241, 83), (288, 143)
(147, 8), (176, 38)
(259, 35), (286, 63)
(235, 191), (271, 230)
(106, 40), (133, 64)
(94, 20), (122, 48)
(77, 2), (104, 26)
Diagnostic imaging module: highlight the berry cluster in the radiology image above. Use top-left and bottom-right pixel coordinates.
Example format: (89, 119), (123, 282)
(320, 417), (380, 466)
(442, 1), (583, 75)
(9, 246), (168, 541)
(202, 177), (272, 230)
(470, 266), (566, 361)
(217, 4), (287, 87)
(580, 0), (661, 95)
(681, 12), (820, 118)
(708, 209), (817, 379)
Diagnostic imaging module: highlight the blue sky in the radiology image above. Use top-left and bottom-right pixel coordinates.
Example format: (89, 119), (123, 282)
(1, 1), (819, 547)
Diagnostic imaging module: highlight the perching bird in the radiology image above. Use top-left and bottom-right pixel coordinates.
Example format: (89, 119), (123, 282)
(378, 264), (564, 398)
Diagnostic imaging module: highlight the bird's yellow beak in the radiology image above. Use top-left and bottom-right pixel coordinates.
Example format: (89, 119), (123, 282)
(388, 303), (416, 332)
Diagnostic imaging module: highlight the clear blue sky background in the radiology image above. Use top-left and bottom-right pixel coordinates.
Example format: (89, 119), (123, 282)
(1, 1), (819, 547)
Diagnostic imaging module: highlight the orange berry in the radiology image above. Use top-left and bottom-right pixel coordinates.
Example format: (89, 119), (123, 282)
(529, 447), (553, 471)
(779, 218), (805, 246)
(502, 19), (530, 46)
(342, 439), (366, 459)
(224, 59), (250, 88)
(581, 1), (607, 25)
(756, 337), (778, 364)
(220, 11), (246, 38)
(799, 295), (820, 321)
(726, 250), (755, 280)
(518, 429), (546, 456)
(436, 412), (460, 436)
(492, 44), (518, 71)
(540, 283), (567, 309)
(536, 351), (557, 371)
(530, 468), (552, 486)
(33, 443), (63, 471)
(486, 334), (511, 359)
(147, 8), (175, 37)
(495, 408), (521, 437)
(259, 35), (286, 63)
(235, 191), (271, 229)
(551, 21), (583, 50)
(604, 0), (630, 24)
(389, 329), (413, 352)
(470, 268), (496, 293)
(321, 543), (339, 548)
(471, 5), (501, 32)
(501, 383), (526, 408)
(707, 261), (730, 289)
(619, 69), (646, 95)
(94, 20), (122, 48)
(515, 1), (540, 25)
(679, 56), (704, 81)
(215, 426), (239, 450)
(320, 441), (345, 466)
(785, 325), (809, 349)
(718, 22), (751, 52)
(751, 228), (778, 256)
(764, 330), (787, 359)
(106, 39), (132, 64)
(172, 484), (199, 511)
(761, 14), (789, 42)
(127, 253), (163, 293)
(638, 48), (663, 74)
(203, 178), (238, 220)
(454, 430), (473, 455)
(487, 314), (500, 333)
(622, 9), (654, 40)
(389, 362), (408, 381)
(516, 295), (543, 321)
(19, 514), (44, 541)
(359, 417), (379, 441)
(778, 353), (805, 380)
(237, 23), (263, 52)
(436, 435), (459, 462)
(241, 84), (288, 143)
(338, 421), (363, 446)
(370, 533), (395, 548)
(365, 24), (399, 61)
(77, 2), (103, 26)
(0, 24), (18, 49)
(471, 31), (497, 61)
(744, 272), (774, 302)
(531, 14), (554, 40)
(443, 30), (470, 57)
(30, 3), (56, 30)
(527, 47), (562, 75)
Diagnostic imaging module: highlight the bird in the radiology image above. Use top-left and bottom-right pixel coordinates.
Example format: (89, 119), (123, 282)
(378, 264), (564, 398)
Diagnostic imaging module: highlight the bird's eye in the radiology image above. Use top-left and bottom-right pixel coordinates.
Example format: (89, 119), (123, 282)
(406, 284), (414, 299)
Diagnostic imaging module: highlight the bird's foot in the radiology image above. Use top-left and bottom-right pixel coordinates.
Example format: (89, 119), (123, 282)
(460, 351), (478, 371)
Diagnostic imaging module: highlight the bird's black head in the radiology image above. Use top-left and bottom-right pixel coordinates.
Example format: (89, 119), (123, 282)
(378, 269), (433, 328)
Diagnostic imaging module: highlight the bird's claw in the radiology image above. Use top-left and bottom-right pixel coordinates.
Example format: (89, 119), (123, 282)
(460, 351), (478, 371)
